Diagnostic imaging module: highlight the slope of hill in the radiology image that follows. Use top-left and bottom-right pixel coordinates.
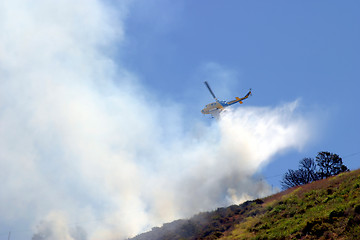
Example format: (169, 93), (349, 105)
(129, 169), (360, 240)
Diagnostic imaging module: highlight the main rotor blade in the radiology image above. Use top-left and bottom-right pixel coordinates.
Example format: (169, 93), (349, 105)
(204, 81), (217, 100)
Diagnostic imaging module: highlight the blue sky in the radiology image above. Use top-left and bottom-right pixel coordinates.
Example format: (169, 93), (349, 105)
(122, 0), (360, 186)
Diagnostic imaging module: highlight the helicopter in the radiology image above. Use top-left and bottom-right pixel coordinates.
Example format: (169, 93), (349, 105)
(201, 81), (252, 118)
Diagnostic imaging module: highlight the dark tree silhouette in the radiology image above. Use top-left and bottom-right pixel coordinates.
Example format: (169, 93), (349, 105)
(299, 157), (320, 183)
(316, 151), (349, 179)
(281, 169), (303, 189)
(281, 152), (349, 189)
(281, 158), (319, 189)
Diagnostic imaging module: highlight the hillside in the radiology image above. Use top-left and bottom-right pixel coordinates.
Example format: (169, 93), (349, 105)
(129, 169), (360, 240)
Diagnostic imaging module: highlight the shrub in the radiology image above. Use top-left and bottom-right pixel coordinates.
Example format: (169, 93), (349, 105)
(329, 208), (345, 220)
(354, 204), (360, 214)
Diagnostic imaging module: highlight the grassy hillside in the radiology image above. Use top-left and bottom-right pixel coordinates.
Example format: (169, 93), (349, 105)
(223, 169), (360, 239)
(129, 169), (360, 240)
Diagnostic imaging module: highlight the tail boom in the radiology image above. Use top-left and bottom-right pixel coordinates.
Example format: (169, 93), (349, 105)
(235, 97), (243, 104)
(227, 90), (252, 106)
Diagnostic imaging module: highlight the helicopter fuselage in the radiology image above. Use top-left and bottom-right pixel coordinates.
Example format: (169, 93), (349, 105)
(201, 81), (252, 117)
(201, 98), (245, 115)
(201, 101), (225, 115)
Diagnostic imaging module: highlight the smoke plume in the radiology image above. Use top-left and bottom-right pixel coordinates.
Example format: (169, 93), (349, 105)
(0, 1), (311, 239)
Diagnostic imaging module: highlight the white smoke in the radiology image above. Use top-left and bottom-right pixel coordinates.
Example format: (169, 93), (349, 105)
(0, 1), (312, 239)
(31, 211), (87, 240)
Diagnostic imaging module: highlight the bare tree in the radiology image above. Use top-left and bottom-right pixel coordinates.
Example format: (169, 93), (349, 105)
(281, 169), (304, 189)
(299, 157), (319, 183)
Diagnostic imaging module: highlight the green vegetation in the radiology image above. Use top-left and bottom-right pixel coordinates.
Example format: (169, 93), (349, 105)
(130, 169), (360, 240)
(222, 169), (360, 240)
